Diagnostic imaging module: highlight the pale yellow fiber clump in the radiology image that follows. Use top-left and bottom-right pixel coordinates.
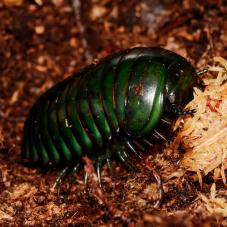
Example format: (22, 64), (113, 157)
(174, 57), (227, 186)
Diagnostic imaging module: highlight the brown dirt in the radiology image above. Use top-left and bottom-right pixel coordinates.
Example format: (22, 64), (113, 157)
(0, 0), (226, 225)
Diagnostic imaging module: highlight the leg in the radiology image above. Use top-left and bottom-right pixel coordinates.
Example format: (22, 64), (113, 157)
(95, 158), (103, 187)
(126, 139), (142, 159)
(52, 166), (71, 189)
(117, 149), (135, 170)
(53, 163), (81, 189)
(82, 136), (141, 185)
(106, 157), (113, 175)
(160, 117), (172, 125)
(68, 163), (80, 185)
(133, 139), (145, 152)
(142, 138), (153, 148)
(105, 148), (113, 175)
(153, 129), (167, 142)
(94, 138), (137, 175)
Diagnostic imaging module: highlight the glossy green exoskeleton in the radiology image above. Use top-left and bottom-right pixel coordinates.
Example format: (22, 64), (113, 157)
(22, 47), (197, 183)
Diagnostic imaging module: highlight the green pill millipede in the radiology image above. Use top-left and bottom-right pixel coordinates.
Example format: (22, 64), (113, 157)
(22, 47), (198, 182)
